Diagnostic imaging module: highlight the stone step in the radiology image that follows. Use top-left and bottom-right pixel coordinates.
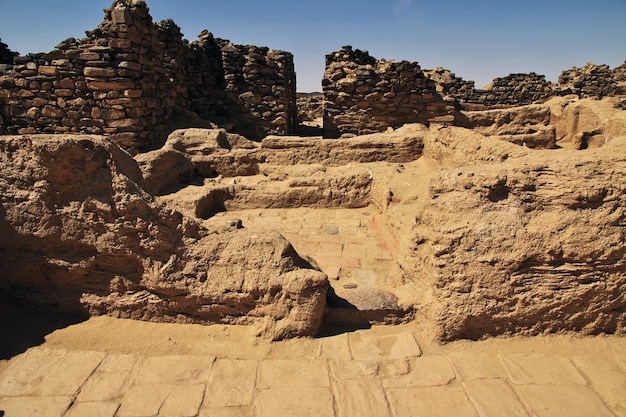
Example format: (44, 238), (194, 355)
(324, 286), (414, 328)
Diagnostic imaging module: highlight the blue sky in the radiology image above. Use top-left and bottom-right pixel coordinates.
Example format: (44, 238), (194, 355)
(1, 0), (625, 92)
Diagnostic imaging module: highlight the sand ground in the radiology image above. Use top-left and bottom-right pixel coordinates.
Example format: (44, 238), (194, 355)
(1, 305), (625, 417)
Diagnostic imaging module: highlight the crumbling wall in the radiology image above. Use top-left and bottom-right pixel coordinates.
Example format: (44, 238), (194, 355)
(0, 38), (17, 65)
(461, 73), (556, 110)
(558, 62), (625, 98)
(0, 0), (296, 148)
(322, 46), (457, 138)
(426, 63), (626, 111)
(219, 43), (297, 139)
(424, 67), (475, 103)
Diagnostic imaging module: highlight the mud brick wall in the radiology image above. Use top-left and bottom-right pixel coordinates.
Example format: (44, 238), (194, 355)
(0, 0), (296, 148)
(322, 46), (456, 138)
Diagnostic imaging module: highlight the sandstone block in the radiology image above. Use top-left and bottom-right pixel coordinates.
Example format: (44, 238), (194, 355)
(109, 38), (132, 49)
(87, 79), (135, 90)
(41, 105), (66, 118)
(38, 65), (59, 76)
(107, 118), (139, 128)
(54, 89), (74, 97)
(118, 61), (141, 71)
(111, 8), (132, 25)
(123, 89), (143, 98)
(84, 67), (117, 77)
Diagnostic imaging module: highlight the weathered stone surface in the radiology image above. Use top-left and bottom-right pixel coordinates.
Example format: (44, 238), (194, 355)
(461, 103), (557, 148)
(411, 124), (626, 341)
(0, 135), (329, 339)
(322, 46), (457, 138)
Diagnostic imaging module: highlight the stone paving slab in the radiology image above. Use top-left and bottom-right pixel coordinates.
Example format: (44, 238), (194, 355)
(571, 356), (626, 416)
(386, 385), (480, 417)
(333, 378), (391, 417)
(463, 379), (530, 417)
(212, 208), (403, 297)
(500, 353), (588, 385)
(514, 384), (615, 417)
(1, 332), (626, 417)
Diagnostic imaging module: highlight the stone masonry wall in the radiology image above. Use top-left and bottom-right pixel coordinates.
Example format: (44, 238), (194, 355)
(0, 0), (296, 148)
(426, 63), (626, 111)
(0, 38), (17, 65)
(322, 46), (456, 138)
(460, 73), (556, 110)
(558, 61), (626, 98)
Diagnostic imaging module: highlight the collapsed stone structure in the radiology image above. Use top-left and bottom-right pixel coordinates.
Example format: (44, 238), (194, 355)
(0, 38), (17, 65)
(323, 46), (457, 138)
(0, 0), (296, 149)
(2, 97), (625, 341)
(558, 61), (626, 98)
(322, 46), (625, 137)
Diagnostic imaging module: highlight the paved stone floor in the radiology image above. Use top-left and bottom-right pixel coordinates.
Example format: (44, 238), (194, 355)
(1, 206), (625, 416)
(1, 327), (625, 417)
(210, 207), (406, 300)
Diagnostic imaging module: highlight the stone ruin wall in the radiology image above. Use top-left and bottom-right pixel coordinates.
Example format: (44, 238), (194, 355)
(2, 1), (624, 146)
(0, 0), (296, 149)
(558, 61), (626, 98)
(321, 49), (626, 137)
(322, 46), (457, 138)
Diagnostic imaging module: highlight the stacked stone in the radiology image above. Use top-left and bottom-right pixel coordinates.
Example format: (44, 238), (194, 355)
(0, 0), (172, 148)
(182, 32), (227, 120)
(614, 61), (626, 81)
(297, 93), (324, 122)
(322, 46), (455, 138)
(221, 43), (296, 139)
(462, 73), (556, 109)
(613, 61), (626, 96)
(0, 0), (297, 148)
(424, 67), (475, 103)
(0, 38), (18, 65)
(558, 62), (619, 98)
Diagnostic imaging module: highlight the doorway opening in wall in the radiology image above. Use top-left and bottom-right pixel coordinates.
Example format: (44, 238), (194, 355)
(295, 92), (324, 137)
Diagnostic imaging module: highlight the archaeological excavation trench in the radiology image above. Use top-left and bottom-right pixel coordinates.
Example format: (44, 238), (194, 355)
(1, 0), (625, 343)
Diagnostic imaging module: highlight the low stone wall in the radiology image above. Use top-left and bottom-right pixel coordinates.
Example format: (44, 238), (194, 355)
(558, 61), (626, 98)
(0, 38), (17, 65)
(427, 63), (626, 111)
(0, 0), (296, 149)
(423, 67), (475, 102)
(322, 46), (456, 138)
(461, 73), (556, 110)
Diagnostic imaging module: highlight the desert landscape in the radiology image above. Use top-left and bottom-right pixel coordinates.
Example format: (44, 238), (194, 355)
(1, 0), (626, 416)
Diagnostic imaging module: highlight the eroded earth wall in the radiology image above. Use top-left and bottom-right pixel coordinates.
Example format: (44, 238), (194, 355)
(0, 0), (296, 148)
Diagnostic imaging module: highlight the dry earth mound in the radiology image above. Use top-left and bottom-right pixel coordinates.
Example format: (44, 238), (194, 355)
(0, 135), (328, 340)
(1, 96), (624, 342)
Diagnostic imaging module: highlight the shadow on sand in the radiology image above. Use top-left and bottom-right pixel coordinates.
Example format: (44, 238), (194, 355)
(0, 296), (87, 360)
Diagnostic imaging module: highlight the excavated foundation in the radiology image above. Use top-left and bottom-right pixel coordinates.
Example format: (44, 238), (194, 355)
(2, 96), (625, 341)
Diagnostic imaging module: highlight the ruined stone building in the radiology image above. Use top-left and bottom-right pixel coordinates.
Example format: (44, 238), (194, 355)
(0, 0), (296, 149)
(321, 46), (625, 137)
(1, 0), (624, 144)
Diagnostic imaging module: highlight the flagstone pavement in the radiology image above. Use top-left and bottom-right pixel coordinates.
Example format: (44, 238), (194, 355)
(1, 326), (625, 417)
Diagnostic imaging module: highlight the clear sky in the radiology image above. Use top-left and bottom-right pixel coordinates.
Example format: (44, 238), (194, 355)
(1, 0), (625, 92)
